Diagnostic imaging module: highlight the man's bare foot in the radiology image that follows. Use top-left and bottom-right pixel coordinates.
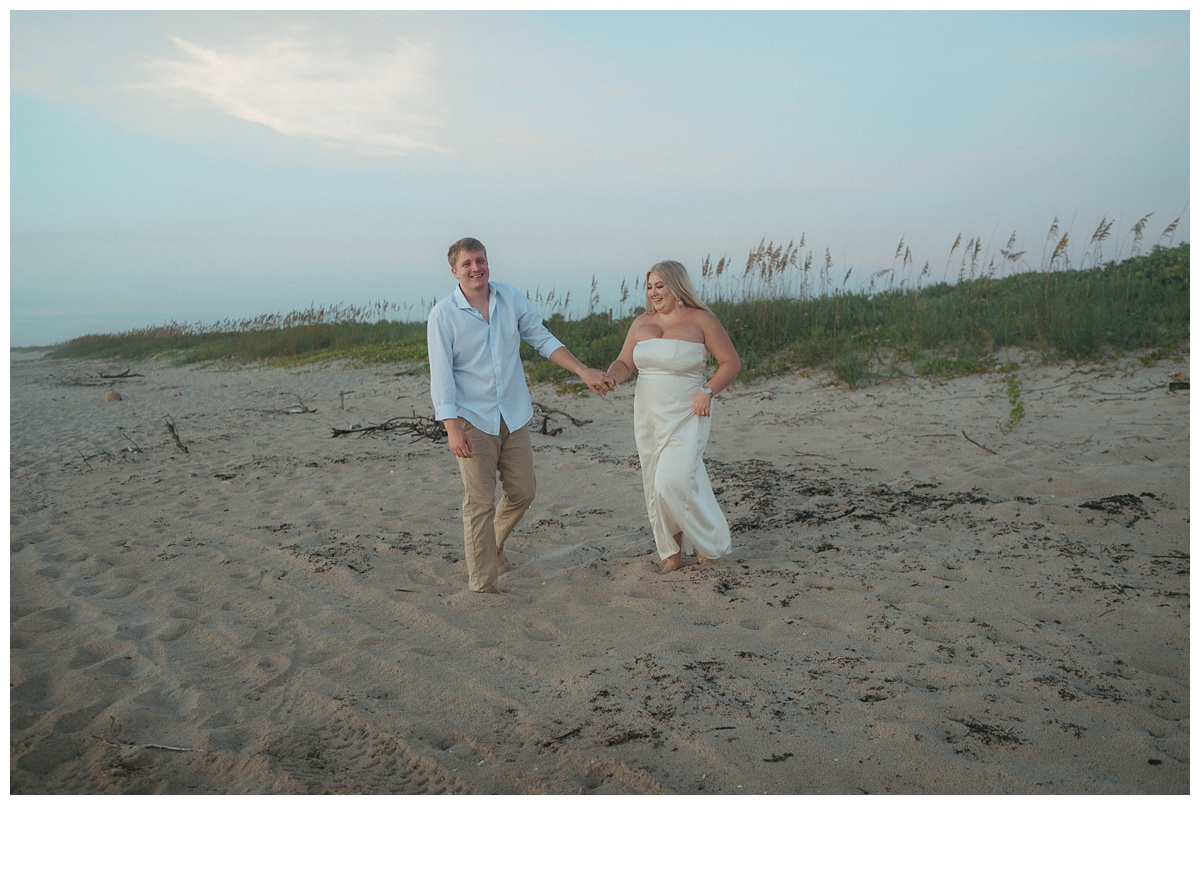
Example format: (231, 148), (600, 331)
(498, 551), (512, 574)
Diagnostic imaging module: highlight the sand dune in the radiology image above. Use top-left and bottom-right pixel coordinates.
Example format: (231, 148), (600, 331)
(9, 348), (1189, 794)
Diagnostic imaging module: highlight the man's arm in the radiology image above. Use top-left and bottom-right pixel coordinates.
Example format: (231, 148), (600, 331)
(442, 418), (472, 458)
(510, 286), (613, 396)
(427, 306), (473, 457)
(547, 346), (615, 396)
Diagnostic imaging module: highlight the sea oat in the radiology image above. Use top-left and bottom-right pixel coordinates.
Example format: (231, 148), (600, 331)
(1131, 213), (1152, 255)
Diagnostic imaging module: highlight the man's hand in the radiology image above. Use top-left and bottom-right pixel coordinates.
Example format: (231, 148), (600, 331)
(580, 367), (616, 397)
(445, 419), (472, 458)
(547, 347), (617, 397)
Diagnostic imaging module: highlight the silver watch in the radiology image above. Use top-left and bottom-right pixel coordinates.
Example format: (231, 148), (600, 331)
(700, 385), (714, 398)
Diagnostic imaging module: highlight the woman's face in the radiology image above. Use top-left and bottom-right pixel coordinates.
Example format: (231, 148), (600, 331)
(646, 272), (676, 313)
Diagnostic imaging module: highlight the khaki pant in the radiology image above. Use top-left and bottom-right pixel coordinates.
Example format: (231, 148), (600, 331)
(456, 418), (536, 592)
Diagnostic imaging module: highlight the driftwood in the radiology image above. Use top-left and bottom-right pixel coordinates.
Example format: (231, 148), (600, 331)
(961, 429), (996, 455)
(99, 368), (143, 379)
(282, 395), (316, 414)
(165, 415), (189, 453)
(93, 734), (206, 753)
(329, 405), (592, 442)
(330, 415), (447, 441)
(532, 401), (591, 427)
(531, 402), (591, 436)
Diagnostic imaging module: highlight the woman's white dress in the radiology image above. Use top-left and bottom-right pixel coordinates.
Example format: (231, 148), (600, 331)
(633, 338), (732, 561)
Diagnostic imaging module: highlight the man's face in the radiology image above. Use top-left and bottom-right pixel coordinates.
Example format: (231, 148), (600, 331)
(451, 249), (489, 295)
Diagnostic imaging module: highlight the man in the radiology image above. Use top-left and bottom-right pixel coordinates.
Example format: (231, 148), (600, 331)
(427, 237), (613, 593)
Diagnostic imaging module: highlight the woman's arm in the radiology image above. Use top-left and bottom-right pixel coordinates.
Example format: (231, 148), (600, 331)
(692, 311), (741, 416)
(604, 317), (645, 386)
(700, 311), (741, 394)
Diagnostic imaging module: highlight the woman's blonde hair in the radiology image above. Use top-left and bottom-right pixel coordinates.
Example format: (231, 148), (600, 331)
(644, 260), (708, 314)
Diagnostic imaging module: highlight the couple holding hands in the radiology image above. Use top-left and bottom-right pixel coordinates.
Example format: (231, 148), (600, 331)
(427, 237), (741, 593)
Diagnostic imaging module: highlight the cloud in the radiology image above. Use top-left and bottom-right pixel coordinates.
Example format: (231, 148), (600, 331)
(139, 33), (450, 157)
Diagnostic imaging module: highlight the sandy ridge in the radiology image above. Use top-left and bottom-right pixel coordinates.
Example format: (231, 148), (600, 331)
(9, 349), (1189, 794)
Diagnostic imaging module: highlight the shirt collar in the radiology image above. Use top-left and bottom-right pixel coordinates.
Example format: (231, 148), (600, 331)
(452, 282), (497, 313)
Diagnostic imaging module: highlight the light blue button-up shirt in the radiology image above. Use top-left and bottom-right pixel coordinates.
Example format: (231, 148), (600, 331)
(427, 281), (565, 435)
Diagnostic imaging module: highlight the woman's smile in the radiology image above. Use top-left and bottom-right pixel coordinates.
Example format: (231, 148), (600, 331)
(647, 271), (676, 313)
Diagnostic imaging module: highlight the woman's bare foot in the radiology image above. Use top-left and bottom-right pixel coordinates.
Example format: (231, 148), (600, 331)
(660, 553), (683, 573)
(660, 532), (685, 573)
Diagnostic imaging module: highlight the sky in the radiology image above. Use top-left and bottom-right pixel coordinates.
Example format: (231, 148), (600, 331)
(6, 7), (1192, 347)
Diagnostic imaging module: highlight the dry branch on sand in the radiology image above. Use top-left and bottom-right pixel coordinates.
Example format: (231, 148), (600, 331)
(532, 401), (592, 436)
(329, 415), (446, 441)
(93, 735), (207, 753)
(329, 404), (593, 442)
(164, 416), (189, 453)
(280, 395), (317, 414)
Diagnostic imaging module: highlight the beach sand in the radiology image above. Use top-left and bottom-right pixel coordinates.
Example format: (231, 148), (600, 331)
(9, 347), (1190, 795)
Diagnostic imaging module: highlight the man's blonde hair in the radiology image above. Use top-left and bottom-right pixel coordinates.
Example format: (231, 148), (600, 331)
(448, 237), (487, 267)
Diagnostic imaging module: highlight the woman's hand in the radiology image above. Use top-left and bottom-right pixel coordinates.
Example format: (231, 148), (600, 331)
(692, 389), (713, 418)
(578, 366), (614, 396)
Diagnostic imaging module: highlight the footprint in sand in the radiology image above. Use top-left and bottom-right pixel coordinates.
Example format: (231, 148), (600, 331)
(443, 591), (506, 611)
(13, 607), (73, 634)
(522, 620), (563, 642)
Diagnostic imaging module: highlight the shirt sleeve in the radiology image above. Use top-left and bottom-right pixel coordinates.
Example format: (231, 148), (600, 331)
(513, 288), (565, 359)
(426, 304), (459, 422)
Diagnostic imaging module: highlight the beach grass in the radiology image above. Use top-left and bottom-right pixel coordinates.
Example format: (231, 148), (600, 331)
(530, 233), (1188, 389)
(45, 223), (1189, 392)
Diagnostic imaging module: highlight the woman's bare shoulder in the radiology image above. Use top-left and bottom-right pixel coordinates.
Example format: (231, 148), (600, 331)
(694, 307), (728, 332)
(627, 313), (662, 336)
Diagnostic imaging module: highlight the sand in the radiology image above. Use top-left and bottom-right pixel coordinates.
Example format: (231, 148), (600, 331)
(8, 347), (1190, 796)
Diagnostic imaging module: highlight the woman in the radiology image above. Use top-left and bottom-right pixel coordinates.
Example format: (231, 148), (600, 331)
(605, 260), (741, 573)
